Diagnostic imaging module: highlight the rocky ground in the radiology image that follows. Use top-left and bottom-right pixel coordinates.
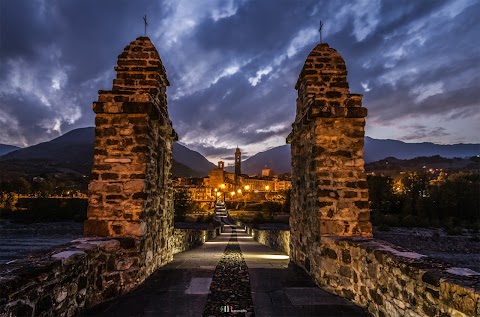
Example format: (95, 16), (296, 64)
(373, 227), (480, 272)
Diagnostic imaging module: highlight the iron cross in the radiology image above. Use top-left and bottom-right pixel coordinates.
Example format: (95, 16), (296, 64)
(319, 20), (324, 43)
(143, 15), (148, 36)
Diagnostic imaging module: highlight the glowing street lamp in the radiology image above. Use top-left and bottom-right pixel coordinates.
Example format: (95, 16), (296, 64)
(237, 189), (242, 194)
(218, 183), (226, 201)
(265, 185), (270, 191)
(244, 185), (250, 191)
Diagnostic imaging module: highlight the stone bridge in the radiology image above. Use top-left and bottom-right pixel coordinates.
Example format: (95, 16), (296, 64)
(0, 37), (478, 317)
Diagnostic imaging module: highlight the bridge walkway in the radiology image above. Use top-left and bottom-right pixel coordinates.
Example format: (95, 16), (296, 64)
(85, 224), (369, 317)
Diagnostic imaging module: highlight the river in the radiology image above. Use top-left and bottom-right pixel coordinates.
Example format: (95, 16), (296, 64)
(0, 221), (83, 264)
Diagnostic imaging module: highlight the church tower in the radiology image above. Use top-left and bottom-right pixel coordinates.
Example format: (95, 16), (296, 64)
(235, 147), (241, 184)
(235, 147), (241, 175)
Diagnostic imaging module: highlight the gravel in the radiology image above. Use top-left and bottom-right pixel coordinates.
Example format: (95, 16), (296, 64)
(203, 228), (255, 317)
(373, 227), (480, 272)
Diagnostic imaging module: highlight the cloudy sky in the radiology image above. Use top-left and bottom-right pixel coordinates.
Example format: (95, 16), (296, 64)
(1, 0), (479, 163)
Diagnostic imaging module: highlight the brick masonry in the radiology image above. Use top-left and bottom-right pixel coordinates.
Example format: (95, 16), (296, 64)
(287, 42), (372, 273)
(84, 36), (177, 280)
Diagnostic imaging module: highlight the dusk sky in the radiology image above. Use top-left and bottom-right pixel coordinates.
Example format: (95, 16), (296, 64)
(0, 0), (479, 163)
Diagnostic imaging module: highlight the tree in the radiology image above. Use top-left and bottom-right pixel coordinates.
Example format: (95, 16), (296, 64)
(400, 172), (429, 216)
(282, 189), (291, 213)
(174, 188), (194, 222)
(367, 175), (400, 214)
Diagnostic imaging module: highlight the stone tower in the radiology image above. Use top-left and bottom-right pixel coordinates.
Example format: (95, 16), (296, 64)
(235, 147), (241, 183)
(287, 43), (372, 270)
(84, 37), (177, 275)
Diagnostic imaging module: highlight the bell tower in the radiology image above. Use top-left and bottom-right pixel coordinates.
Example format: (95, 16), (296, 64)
(235, 147), (241, 184)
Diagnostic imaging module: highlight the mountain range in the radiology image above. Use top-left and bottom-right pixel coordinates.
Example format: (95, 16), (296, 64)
(0, 127), (478, 177)
(227, 137), (479, 175)
(0, 144), (20, 157)
(0, 127), (215, 177)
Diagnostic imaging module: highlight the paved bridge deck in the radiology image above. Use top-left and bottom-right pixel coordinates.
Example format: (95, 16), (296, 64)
(85, 225), (369, 317)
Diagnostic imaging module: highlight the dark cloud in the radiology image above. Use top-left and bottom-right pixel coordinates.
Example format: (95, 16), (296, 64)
(0, 0), (478, 159)
(400, 125), (450, 141)
(187, 144), (236, 158)
(223, 154), (251, 161)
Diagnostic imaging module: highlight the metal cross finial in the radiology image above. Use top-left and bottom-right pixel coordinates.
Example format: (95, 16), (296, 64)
(143, 15), (148, 36)
(319, 20), (324, 43)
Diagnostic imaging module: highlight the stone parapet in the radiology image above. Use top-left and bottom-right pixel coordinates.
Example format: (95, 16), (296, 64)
(318, 237), (480, 317)
(246, 226), (290, 255)
(0, 237), (142, 317)
(172, 226), (221, 254)
(0, 226), (221, 317)
(244, 228), (480, 316)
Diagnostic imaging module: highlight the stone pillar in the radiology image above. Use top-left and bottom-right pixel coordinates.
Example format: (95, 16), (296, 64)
(287, 43), (372, 271)
(84, 37), (177, 273)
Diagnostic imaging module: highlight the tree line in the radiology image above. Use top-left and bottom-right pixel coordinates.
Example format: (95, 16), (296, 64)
(368, 171), (479, 232)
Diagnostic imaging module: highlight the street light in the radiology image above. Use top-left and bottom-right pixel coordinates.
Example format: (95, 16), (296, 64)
(244, 185), (250, 191)
(265, 185), (270, 191)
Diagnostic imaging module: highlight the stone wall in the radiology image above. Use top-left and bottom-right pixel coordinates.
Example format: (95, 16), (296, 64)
(246, 227), (290, 255)
(84, 36), (177, 283)
(0, 227), (220, 317)
(318, 237), (479, 317)
(0, 237), (143, 317)
(172, 227), (221, 254)
(245, 228), (479, 316)
(287, 42), (372, 276)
